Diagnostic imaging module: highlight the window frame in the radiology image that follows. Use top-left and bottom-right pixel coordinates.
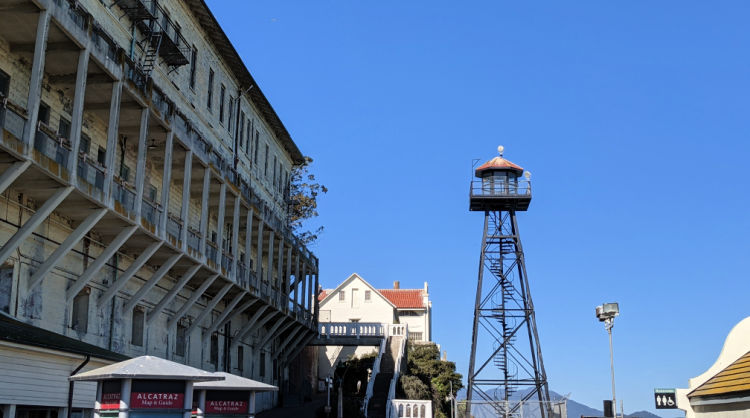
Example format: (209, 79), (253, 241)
(207, 68), (214, 110)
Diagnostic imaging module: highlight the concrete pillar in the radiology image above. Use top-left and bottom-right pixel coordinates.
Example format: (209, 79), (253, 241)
(67, 46), (91, 178)
(255, 221), (264, 280)
(161, 130), (175, 238)
(179, 149), (192, 249)
(216, 182), (227, 266)
(104, 80), (122, 202)
(231, 196), (241, 281)
(199, 168), (211, 258)
(0, 161), (31, 196)
(0, 187), (73, 265)
(277, 238), (284, 298)
(301, 262), (308, 313)
(294, 251), (300, 309)
(28, 208), (106, 290)
(23, 9), (51, 151)
(286, 246), (292, 302)
(2, 403), (16, 418)
(313, 267), (320, 316)
(133, 108), (149, 218)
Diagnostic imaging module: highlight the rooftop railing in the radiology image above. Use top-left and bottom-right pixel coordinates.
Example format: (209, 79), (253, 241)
(470, 179), (532, 198)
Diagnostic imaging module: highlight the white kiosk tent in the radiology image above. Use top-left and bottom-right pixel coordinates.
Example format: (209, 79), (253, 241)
(70, 356), (223, 418)
(193, 373), (278, 418)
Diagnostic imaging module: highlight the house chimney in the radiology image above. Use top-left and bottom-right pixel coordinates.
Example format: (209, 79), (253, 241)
(393, 281), (400, 289)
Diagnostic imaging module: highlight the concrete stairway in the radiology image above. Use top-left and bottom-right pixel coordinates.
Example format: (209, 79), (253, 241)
(367, 336), (402, 417)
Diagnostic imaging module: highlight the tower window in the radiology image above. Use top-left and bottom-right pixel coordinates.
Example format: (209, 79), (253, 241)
(237, 346), (244, 371)
(58, 118), (71, 142)
(239, 111), (245, 149)
(0, 69), (9, 97)
(259, 352), (266, 377)
(38, 102), (50, 125)
(228, 96), (234, 133)
(253, 131), (260, 163)
(264, 145), (269, 177)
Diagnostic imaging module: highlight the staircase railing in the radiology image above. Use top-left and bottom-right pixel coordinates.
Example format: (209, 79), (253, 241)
(363, 336), (387, 416)
(386, 324), (408, 418)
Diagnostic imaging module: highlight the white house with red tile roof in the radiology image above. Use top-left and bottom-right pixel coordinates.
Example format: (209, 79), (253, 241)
(316, 273), (432, 378)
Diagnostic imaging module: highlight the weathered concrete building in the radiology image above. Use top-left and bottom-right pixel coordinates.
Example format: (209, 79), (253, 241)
(0, 0), (319, 415)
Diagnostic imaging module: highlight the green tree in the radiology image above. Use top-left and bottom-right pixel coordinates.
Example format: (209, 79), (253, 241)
(403, 343), (463, 417)
(288, 157), (327, 245)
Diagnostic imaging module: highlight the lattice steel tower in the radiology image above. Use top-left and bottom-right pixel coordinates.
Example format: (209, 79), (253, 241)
(466, 146), (551, 418)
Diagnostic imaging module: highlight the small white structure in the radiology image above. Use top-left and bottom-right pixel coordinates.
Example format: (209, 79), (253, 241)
(676, 316), (750, 417)
(316, 273), (432, 378)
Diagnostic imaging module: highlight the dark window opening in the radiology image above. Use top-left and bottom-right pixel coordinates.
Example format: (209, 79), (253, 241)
(71, 287), (90, 332)
(210, 333), (219, 367)
(264, 145), (269, 177)
(207, 69), (214, 110)
(259, 352), (266, 377)
(79, 134), (91, 154)
(237, 346), (244, 371)
(189, 47), (197, 89)
(228, 96), (234, 133)
(57, 118), (71, 142)
(253, 130), (260, 163)
(175, 324), (186, 356)
(219, 85), (226, 123)
(0, 264), (12, 313)
(38, 102), (50, 125)
(97, 148), (106, 166)
(131, 307), (145, 346)
(0, 69), (10, 97)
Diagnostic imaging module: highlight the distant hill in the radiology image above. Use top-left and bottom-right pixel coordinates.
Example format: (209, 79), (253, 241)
(456, 388), (663, 418)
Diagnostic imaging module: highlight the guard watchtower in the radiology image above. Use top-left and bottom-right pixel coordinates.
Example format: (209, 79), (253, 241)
(466, 146), (552, 418)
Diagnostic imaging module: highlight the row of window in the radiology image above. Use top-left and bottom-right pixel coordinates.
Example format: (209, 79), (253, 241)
(187, 49), (290, 196)
(338, 289), (373, 302)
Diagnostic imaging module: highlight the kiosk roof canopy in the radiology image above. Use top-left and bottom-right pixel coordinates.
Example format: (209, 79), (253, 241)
(70, 355), (225, 382)
(194, 372), (278, 391)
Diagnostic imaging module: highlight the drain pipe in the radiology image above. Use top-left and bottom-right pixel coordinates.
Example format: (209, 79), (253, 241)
(67, 355), (90, 418)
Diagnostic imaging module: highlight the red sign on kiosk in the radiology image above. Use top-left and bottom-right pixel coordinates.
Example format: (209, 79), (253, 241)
(130, 392), (185, 409)
(100, 380), (121, 410)
(205, 400), (248, 414)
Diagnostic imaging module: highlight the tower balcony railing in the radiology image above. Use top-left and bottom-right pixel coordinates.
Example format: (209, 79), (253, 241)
(166, 214), (182, 245)
(186, 227), (201, 255)
(206, 241), (219, 266)
(470, 179), (532, 198)
(221, 251), (233, 276)
(33, 122), (71, 170)
(0, 98), (27, 151)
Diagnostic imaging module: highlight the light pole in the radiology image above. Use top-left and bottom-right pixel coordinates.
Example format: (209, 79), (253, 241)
(596, 302), (620, 418)
(324, 375), (332, 417)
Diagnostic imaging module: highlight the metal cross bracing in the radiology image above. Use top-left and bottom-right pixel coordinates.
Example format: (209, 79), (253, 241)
(467, 210), (551, 418)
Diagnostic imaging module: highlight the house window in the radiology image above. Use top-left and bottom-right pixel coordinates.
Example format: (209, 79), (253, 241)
(207, 68), (214, 110)
(131, 307), (145, 346)
(364, 290), (371, 302)
(189, 46), (197, 89)
(0, 264), (12, 313)
(210, 333), (219, 367)
(58, 118), (71, 141)
(259, 352), (266, 377)
(219, 84), (226, 124)
(338, 292), (345, 302)
(228, 96), (234, 133)
(71, 287), (90, 332)
(408, 332), (423, 341)
(147, 184), (157, 202)
(120, 165), (131, 182)
(237, 345), (244, 371)
(175, 323), (186, 356)
(0, 69), (9, 97)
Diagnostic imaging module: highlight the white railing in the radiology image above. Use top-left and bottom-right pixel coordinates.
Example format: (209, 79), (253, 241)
(319, 322), (385, 339)
(363, 336), (387, 416)
(390, 400), (433, 418)
(386, 324), (408, 418)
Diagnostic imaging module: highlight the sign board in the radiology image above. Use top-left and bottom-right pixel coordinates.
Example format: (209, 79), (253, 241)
(205, 390), (250, 415)
(100, 380), (121, 410)
(654, 389), (677, 409)
(131, 392), (184, 409)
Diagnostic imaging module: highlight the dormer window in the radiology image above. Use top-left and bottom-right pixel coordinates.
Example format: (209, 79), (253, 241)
(339, 292), (345, 302)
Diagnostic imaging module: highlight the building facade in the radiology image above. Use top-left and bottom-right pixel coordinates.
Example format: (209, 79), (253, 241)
(316, 273), (431, 378)
(0, 0), (319, 415)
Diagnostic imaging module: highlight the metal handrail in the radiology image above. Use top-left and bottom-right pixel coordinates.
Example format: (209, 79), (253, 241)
(470, 179), (532, 198)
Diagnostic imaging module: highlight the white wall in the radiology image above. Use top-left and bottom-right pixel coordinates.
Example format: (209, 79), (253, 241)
(320, 276), (395, 325)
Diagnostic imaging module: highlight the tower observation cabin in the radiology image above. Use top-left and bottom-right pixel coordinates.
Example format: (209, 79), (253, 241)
(469, 146), (531, 212)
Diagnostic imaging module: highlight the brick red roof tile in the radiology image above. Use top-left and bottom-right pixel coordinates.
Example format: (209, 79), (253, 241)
(378, 289), (425, 309)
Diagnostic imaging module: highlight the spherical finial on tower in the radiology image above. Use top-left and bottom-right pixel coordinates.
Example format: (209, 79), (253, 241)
(497, 145), (504, 156)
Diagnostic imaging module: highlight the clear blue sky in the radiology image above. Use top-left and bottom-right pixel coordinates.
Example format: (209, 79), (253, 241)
(207, 1), (750, 414)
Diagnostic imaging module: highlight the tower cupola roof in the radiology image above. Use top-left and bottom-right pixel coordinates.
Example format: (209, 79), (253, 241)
(475, 146), (524, 177)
